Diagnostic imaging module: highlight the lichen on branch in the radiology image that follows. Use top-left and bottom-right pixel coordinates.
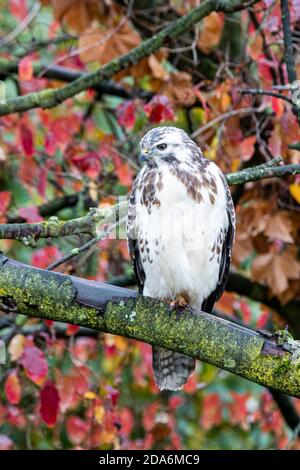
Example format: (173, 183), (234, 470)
(0, 254), (300, 398)
(0, 0), (258, 116)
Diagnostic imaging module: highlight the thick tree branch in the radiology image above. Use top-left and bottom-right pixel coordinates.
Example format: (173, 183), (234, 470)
(280, 0), (299, 123)
(225, 163), (300, 184)
(0, 58), (147, 100)
(109, 270), (300, 339)
(0, 0), (257, 116)
(0, 254), (300, 398)
(0, 204), (126, 246)
(280, 0), (297, 84)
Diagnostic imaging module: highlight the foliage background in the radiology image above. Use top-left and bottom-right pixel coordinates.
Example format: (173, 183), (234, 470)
(0, 0), (300, 450)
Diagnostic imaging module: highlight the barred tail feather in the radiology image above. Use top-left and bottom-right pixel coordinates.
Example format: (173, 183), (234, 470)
(152, 346), (195, 391)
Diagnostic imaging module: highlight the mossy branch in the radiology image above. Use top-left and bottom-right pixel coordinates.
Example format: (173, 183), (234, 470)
(0, 254), (300, 397)
(0, 203), (127, 246)
(0, 0), (257, 116)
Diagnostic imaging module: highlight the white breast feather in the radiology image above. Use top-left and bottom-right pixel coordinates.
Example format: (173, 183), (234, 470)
(134, 161), (229, 310)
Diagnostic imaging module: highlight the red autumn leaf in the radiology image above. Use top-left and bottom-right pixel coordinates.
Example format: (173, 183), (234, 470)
(200, 393), (223, 430)
(183, 373), (197, 393)
(18, 56), (34, 81)
(0, 434), (13, 450)
(70, 152), (101, 180)
(72, 338), (97, 362)
(118, 408), (134, 436)
(227, 392), (250, 428)
(144, 95), (175, 123)
(40, 380), (60, 427)
(0, 191), (11, 221)
(37, 167), (47, 198)
(106, 385), (119, 407)
(19, 206), (43, 223)
(240, 301), (252, 324)
(5, 370), (21, 405)
(169, 395), (184, 410)
(117, 100), (136, 129)
(44, 132), (57, 156)
(115, 162), (133, 187)
(66, 416), (89, 445)
(256, 310), (269, 329)
(66, 324), (80, 336)
(20, 345), (48, 385)
(240, 136), (256, 162)
(32, 246), (62, 269)
(50, 115), (81, 145)
(19, 124), (34, 157)
(9, 0), (28, 20)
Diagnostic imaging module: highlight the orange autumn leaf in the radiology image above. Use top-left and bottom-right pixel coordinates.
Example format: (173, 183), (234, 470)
(18, 56), (33, 81)
(0, 191), (11, 223)
(240, 136), (256, 162)
(201, 393), (223, 430)
(197, 12), (224, 54)
(5, 371), (21, 405)
(252, 249), (300, 297)
(264, 212), (294, 244)
(147, 54), (170, 81)
(49, 0), (107, 32)
(127, 50), (169, 84)
(248, 34), (263, 61)
(289, 183), (300, 204)
(79, 21), (141, 65)
(162, 71), (196, 106)
(116, 162), (133, 187)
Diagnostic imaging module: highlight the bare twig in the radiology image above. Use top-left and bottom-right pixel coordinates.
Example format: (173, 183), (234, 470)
(192, 107), (259, 138)
(46, 218), (125, 271)
(0, 2), (41, 48)
(240, 88), (293, 105)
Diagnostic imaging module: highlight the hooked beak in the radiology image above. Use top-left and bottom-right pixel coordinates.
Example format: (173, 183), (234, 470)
(139, 147), (150, 163)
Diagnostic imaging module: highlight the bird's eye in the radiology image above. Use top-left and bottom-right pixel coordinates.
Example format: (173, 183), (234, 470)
(157, 143), (167, 151)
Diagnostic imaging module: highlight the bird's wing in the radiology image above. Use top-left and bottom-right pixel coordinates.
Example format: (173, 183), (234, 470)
(201, 173), (235, 313)
(126, 175), (145, 294)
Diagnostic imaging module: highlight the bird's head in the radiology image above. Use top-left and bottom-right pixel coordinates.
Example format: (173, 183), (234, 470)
(139, 126), (201, 166)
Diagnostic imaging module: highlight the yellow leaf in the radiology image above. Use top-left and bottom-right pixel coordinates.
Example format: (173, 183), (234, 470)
(114, 335), (128, 352)
(95, 405), (105, 424)
(231, 158), (241, 172)
(84, 391), (97, 400)
(289, 183), (300, 204)
(100, 430), (115, 445)
(204, 135), (218, 160)
(8, 334), (25, 361)
(220, 92), (231, 112)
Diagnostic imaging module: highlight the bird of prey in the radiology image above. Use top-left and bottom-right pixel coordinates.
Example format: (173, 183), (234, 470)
(126, 126), (235, 391)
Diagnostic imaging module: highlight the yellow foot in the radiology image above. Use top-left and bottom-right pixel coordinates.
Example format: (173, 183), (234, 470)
(170, 294), (189, 309)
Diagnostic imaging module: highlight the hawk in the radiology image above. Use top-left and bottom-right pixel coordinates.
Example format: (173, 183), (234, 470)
(126, 126), (235, 391)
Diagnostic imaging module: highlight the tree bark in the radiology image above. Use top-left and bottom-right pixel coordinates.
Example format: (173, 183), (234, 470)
(0, 0), (258, 116)
(0, 254), (300, 398)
